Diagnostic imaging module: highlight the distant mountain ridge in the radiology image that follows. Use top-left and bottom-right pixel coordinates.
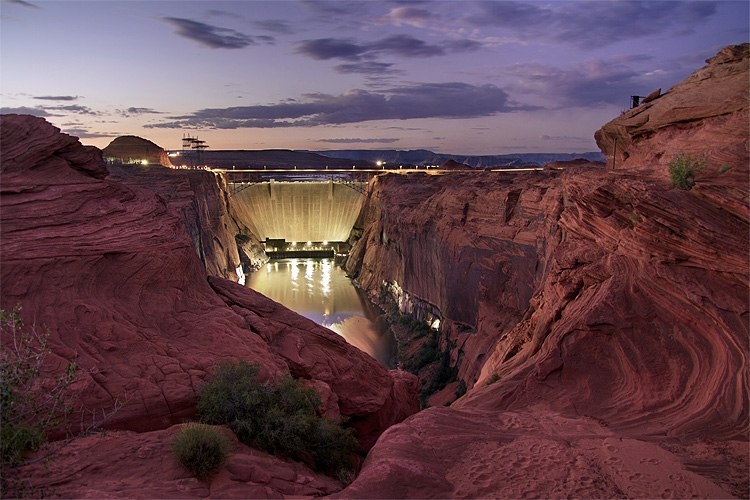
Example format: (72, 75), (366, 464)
(307, 149), (605, 168)
(164, 147), (604, 169)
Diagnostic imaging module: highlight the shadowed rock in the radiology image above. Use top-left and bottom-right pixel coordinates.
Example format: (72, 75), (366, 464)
(0, 114), (418, 496)
(341, 44), (749, 498)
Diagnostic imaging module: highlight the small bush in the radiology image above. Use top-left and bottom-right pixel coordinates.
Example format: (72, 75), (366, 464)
(0, 308), (77, 468)
(197, 361), (356, 477)
(172, 423), (231, 478)
(668, 153), (705, 189)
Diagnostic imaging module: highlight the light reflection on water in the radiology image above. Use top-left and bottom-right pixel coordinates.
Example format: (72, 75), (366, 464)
(246, 258), (396, 368)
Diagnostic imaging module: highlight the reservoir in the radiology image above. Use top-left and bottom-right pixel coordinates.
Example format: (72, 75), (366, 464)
(246, 258), (396, 368)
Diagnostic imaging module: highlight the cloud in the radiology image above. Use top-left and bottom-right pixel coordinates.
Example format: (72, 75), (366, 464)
(317, 137), (400, 144)
(5, 0), (39, 9)
(334, 61), (396, 75)
(33, 95), (79, 101)
(163, 17), (272, 49)
(506, 56), (673, 108)
(382, 6), (438, 28)
(145, 82), (517, 129)
(40, 104), (98, 115)
(296, 33), (469, 61)
(296, 33), (479, 74)
(251, 19), (293, 34)
(122, 107), (164, 115)
(371, 34), (445, 57)
(63, 127), (119, 139)
(299, 0), (366, 17)
(296, 38), (364, 60)
(467, 0), (718, 49)
(0, 106), (49, 116)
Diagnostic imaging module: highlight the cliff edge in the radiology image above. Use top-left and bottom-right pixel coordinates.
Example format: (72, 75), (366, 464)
(0, 114), (418, 497)
(341, 44), (748, 498)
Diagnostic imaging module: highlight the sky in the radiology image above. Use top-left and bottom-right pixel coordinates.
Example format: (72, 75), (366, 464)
(1, 0), (748, 155)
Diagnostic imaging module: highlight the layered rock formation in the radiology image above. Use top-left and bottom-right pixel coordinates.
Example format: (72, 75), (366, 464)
(341, 45), (748, 497)
(0, 114), (417, 495)
(595, 43), (749, 176)
(106, 163), (264, 281)
(101, 135), (175, 167)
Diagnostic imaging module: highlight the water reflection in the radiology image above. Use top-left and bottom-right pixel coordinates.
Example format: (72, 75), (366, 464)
(246, 258), (396, 367)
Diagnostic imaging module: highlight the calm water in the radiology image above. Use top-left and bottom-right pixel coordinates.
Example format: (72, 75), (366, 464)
(246, 258), (396, 368)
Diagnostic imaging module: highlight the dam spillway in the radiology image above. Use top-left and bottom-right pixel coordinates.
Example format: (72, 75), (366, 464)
(230, 180), (367, 244)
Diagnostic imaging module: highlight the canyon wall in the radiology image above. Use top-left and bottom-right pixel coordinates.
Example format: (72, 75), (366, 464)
(0, 114), (418, 496)
(341, 45), (749, 497)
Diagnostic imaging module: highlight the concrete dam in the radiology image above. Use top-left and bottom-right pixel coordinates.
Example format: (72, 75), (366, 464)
(230, 180), (367, 251)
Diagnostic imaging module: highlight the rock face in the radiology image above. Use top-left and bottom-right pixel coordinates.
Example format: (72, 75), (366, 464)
(11, 424), (342, 498)
(106, 163), (262, 281)
(342, 45), (749, 498)
(102, 135), (175, 167)
(595, 43), (749, 176)
(0, 114), (418, 495)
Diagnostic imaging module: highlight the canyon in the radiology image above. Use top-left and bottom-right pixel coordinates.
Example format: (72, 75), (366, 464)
(1, 43), (748, 498)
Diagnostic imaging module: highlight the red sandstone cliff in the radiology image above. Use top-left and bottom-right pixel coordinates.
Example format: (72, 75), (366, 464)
(595, 43), (749, 176)
(341, 45), (749, 497)
(0, 114), (417, 496)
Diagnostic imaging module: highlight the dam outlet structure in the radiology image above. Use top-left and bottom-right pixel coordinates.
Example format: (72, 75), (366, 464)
(228, 178), (368, 259)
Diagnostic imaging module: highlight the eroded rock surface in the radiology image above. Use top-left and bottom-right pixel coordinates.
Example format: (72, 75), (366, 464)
(106, 163), (264, 281)
(342, 45), (749, 498)
(595, 43), (749, 176)
(0, 114), (418, 496)
(11, 424), (342, 498)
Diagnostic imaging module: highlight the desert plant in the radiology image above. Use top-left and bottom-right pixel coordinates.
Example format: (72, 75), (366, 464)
(0, 307), (78, 468)
(197, 360), (357, 477)
(668, 153), (705, 189)
(172, 423), (232, 478)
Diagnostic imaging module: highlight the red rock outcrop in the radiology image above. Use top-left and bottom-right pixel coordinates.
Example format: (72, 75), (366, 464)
(0, 114), (418, 495)
(10, 424), (342, 498)
(595, 43), (749, 176)
(342, 45), (748, 498)
(102, 135), (175, 167)
(106, 162), (264, 281)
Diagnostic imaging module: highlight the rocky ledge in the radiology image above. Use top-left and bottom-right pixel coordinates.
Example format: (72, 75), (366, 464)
(0, 114), (418, 496)
(341, 44), (748, 498)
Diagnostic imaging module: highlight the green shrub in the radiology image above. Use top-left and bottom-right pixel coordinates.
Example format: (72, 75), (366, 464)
(668, 153), (705, 189)
(0, 308), (77, 468)
(172, 423), (231, 478)
(197, 361), (356, 477)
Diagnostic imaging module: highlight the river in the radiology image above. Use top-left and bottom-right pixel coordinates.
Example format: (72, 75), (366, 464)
(245, 258), (396, 368)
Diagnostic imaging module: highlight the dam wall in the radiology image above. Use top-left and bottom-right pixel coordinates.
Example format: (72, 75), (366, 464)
(230, 181), (367, 243)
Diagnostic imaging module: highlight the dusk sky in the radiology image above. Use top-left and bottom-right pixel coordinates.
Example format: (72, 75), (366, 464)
(2, 0), (748, 155)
